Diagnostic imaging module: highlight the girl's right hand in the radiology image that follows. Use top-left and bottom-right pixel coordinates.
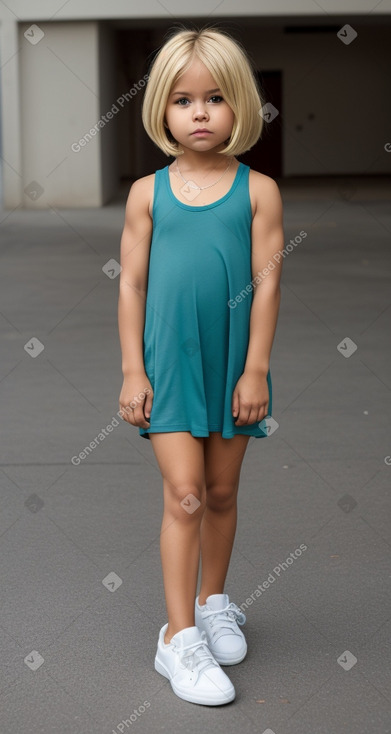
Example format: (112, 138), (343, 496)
(119, 373), (153, 429)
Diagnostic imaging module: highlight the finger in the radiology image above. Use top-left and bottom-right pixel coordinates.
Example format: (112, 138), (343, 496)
(133, 407), (150, 429)
(257, 403), (268, 423)
(232, 391), (239, 419)
(234, 404), (251, 425)
(127, 408), (137, 426)
(141, 405), (151, 427)
(144, 392), (153, 419)
(246, 407), (260, 426)
(244, 407), (255, 425)
(233, 399), (243, 423)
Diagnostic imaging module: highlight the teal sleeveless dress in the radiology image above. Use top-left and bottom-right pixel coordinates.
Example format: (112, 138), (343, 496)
(139, 161), (272, 440)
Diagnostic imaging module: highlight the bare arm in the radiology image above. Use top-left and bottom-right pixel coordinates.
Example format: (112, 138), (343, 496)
(244, 174), (284, 376)
(232, 173), (284, 426)
(118, 176), (153, 427)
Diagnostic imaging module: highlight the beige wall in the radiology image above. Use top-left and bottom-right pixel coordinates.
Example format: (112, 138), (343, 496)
(2, 20), (119, 208)
(18, 21), (104, 208)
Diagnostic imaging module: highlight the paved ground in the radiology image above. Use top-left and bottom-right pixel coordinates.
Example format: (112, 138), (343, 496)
(0, 175), (390, 734)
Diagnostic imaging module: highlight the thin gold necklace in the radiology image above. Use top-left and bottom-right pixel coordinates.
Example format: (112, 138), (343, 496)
(174, 157), (234, 191)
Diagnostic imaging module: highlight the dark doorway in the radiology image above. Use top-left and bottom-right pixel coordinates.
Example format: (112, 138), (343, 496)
(239, 70), (283, 178)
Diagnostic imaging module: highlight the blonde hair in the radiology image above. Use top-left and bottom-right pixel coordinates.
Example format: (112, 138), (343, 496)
(141, 26), (264, 158)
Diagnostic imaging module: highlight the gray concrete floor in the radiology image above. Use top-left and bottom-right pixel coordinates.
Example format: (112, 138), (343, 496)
(0, 176), (390, 734)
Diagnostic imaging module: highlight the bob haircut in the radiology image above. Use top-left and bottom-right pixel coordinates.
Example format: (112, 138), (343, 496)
(141, 26), (265, 158)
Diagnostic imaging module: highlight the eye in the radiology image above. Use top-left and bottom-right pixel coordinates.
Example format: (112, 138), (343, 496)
(174, 95), (224, 105)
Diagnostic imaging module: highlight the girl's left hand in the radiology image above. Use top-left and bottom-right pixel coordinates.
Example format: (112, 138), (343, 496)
(232, 371), (269, 426)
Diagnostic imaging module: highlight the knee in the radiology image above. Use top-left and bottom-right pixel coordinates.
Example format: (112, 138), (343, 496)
(163, 481), (206, 519)
(206, 483), (237, 512)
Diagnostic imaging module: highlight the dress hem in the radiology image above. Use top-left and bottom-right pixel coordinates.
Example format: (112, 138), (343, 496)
(138, 423), (268, 439)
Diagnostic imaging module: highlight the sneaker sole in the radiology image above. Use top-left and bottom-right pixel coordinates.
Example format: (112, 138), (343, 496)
(154, 655), (235, 706)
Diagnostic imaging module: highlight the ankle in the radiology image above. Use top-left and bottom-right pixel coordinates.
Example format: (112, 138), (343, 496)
(198, 591), (224, 607)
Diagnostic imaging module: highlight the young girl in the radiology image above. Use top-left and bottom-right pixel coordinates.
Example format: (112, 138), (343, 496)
(118, 26), (284, 706)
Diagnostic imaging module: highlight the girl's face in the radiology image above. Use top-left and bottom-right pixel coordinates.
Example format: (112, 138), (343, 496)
(164, 57), (235, 155)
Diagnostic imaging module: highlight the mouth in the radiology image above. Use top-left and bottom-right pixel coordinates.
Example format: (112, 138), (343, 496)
(191, 130), (212, 135)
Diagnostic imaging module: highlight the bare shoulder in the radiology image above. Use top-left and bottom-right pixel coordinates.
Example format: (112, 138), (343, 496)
(248, 169), (283, 219)
(125, 173), (155, 220)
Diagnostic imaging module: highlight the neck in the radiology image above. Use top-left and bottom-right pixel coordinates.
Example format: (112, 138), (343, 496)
(175, 150), (234, 173)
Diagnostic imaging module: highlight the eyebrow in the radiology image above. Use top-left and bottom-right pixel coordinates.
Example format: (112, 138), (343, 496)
(171, 88), (221, 96)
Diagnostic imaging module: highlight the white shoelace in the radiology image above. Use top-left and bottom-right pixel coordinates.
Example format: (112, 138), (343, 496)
(174, 632), (219, 679)
(201, 602), (246, 642)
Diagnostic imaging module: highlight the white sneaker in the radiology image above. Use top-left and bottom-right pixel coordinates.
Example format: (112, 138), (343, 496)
(195, 594), (247, 665)
(154, 623), (235, 705)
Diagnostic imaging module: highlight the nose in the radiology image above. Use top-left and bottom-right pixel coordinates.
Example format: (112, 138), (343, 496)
(192, 100), (209, 121)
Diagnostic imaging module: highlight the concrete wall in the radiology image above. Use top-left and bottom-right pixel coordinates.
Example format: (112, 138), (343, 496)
(0, 19), (119, 208)
(18, 21), (103, 208)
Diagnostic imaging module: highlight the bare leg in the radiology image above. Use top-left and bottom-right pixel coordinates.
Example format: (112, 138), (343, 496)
(198, 433), (250, 605)
(149, 431), (206, 644)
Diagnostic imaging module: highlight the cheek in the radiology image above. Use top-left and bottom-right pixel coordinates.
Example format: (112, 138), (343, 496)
(169, 108), (185, 124)
(222, 108), (235, 128)
(218, 104), (234, 121)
